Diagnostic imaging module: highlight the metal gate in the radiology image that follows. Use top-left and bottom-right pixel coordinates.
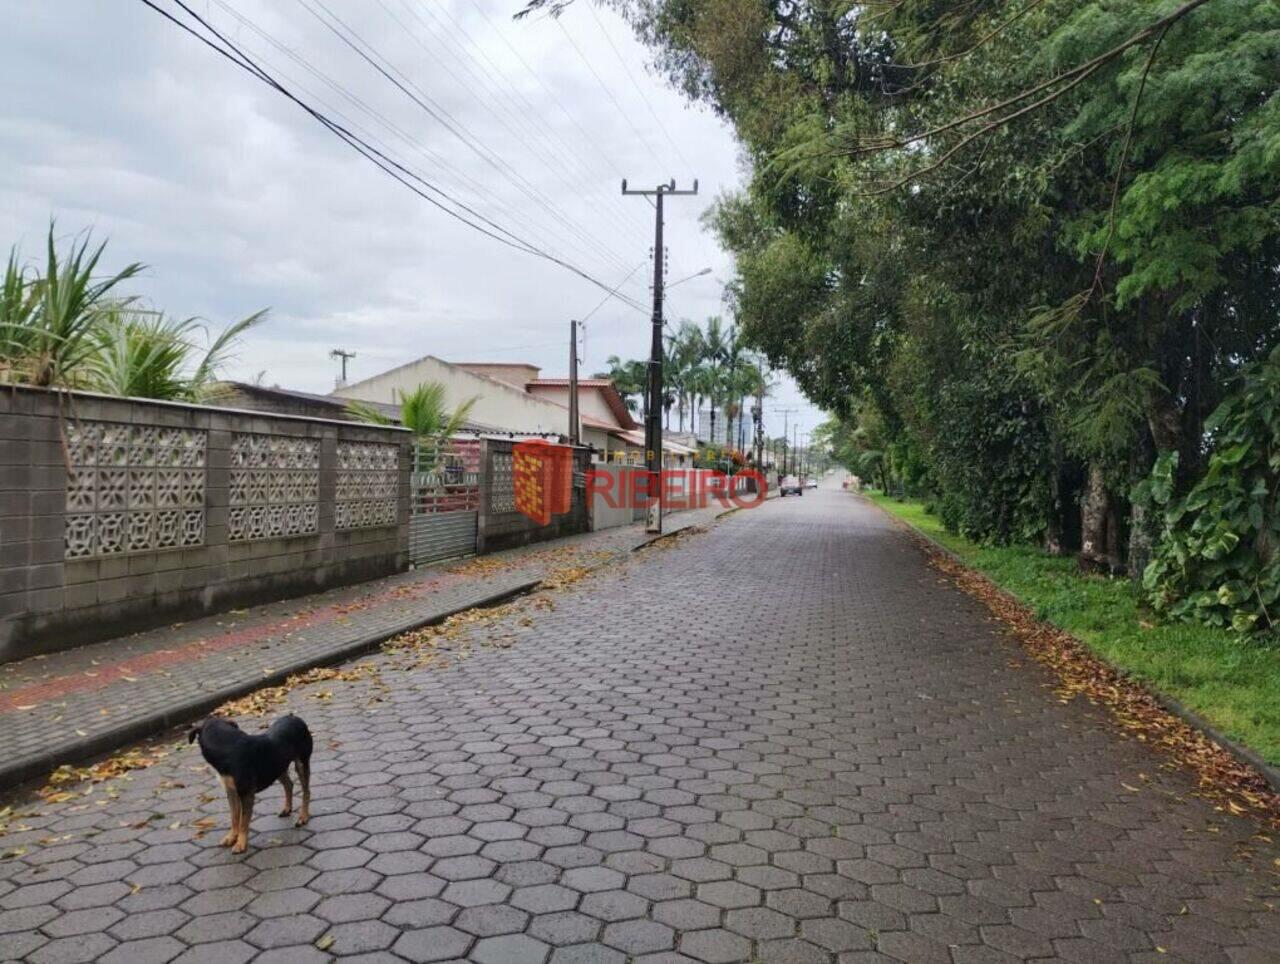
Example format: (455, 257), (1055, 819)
(409, 510), (477, 567)
(408, 440), (481, 567)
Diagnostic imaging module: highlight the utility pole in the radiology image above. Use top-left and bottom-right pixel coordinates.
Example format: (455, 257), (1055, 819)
(752, 361), (765, 472)
(752, 398), (763, 470)
(793, 424), (800, 476)
(568, 320), (581, 446)
(330, 348), (356, 387)
(773, 408), (799, 475)
(623, 178), (698, 533)
(783, 411), (790, 474)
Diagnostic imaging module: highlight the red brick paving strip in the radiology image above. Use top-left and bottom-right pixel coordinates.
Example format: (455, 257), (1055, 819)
(0, 571), (466, 715)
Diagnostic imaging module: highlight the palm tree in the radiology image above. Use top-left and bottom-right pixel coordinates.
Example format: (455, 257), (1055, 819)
(698, 316), (736, 444)
(668, 320), (704, 432)
(348, 382), (477, 472)
(86, 308), (268, 401)
(692, 363), (723, 446)
(595, 355), (647, 414)
(0, 224), (142, 388)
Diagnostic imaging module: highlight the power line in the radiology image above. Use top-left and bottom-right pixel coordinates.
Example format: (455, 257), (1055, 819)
(580, 262), (646, 323)
(374, 0), (643, 251)
(585, 2), (694, 173)
(403, 0), (650, 242)
(137, 0), (650, 313)
(206, 2), (635, 297)
(465, 0), (638, 186)
(208, 0), (576, 259)
(298, 0), (637, 278)
(464, 0), (661, 310)
(554, 16), (668, 173)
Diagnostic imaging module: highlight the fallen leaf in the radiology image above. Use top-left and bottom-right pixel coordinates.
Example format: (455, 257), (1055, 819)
(904, 529), (1280, 827)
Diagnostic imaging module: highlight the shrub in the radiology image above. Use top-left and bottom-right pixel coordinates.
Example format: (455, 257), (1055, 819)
(1143, 348), (1280, 635)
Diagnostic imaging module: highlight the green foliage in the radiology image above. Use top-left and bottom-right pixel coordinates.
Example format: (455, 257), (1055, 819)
(1144, 348), (1280, 635)
(86, 308), (267, 402)
(927, 370), (1053, 544)
(348, 382), (477, 472)
(88, 310), (197, 401)
(606, 315), (770, 445)
(1, 223), (264, 399)
(0, 224), (142, 388)
(594, 355), (647, 412)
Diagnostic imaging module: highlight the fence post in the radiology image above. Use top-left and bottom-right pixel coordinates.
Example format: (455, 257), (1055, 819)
(476, 438), (492, 555)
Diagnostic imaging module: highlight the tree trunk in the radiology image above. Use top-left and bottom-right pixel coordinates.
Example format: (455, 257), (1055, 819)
(1147, 391), (1182, 459)
(1079, 463), (1122, 574)
(1127, 499), (1158, 583)
(1125, 428), (1159, 582)
(1043, 457), (1065, 556)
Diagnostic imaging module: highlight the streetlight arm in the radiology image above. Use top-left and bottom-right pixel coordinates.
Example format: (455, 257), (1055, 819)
(665, 267), (712, 290)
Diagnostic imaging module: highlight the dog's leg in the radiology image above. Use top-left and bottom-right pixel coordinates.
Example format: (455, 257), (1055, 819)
(277, 773), (293, 818)
(219, 776), (240, 848)
(295, 759), (310, 827)
(232, 792), (254, 854)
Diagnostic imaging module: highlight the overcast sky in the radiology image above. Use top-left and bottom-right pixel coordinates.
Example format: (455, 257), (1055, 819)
(2, 0), (826, 441)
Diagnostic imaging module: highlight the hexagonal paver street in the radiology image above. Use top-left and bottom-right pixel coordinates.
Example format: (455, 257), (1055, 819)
(2, 487), (1278, 963)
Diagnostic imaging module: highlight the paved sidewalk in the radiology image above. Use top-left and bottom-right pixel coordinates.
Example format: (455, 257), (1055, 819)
(0, 508), (719, 789)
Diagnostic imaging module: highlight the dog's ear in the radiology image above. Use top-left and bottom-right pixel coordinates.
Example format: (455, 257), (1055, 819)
(187, 723), (202, 744)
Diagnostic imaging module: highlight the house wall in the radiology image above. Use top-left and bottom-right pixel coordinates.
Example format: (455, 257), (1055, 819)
(333, 356), (573, 437)
(0, 386), (410, 662)
(455, 363), (540, 388)
(581, 426), (613, 455)
(587, 464), (644, 531)
(526, 385), (622, 429)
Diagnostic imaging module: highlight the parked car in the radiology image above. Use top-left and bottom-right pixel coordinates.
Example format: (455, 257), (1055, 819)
(779, 474), (803, 496)
(805, 477), (818, 489)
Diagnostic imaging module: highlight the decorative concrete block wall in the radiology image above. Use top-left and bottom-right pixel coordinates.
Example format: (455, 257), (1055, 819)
(476, 439), (590, 554)
(0, 386), (411, 662)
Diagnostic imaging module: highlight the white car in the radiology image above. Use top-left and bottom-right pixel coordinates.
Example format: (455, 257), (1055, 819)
(805, 478), (818, 489)
(779, 475), (803, 496)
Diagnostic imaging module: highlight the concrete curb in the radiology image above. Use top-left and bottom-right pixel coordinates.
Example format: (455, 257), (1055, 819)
(859, 493), (1280, 794)
(1, 579), (541, 791)
(629, 514), (707, 552)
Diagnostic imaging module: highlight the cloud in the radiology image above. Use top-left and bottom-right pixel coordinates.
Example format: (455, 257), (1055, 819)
(0, 0), (827, 438)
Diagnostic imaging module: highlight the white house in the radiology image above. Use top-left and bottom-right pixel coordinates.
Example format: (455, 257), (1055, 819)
(330, 355), (643, 459)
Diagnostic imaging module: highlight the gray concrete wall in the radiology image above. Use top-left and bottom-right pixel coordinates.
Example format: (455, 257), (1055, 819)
(0, 386), (411, 662)
(587, 464), (639, 532)
(476, 440), (590, 554)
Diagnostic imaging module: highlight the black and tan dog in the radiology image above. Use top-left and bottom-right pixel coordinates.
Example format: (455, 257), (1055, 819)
(188, 714), (313, 853)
